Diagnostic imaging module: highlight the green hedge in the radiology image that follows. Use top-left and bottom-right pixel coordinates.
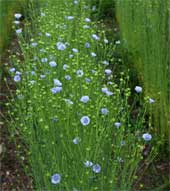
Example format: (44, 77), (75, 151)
(115, 0), (170, 142)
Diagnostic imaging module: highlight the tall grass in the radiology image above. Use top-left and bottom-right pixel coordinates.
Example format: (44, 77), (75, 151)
(5, 0), (157, 190)
(115, 0), (170, 142)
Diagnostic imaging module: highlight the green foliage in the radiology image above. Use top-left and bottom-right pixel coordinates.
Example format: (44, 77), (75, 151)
(115, 0), (170, 141)
(5, 0), (158, 190)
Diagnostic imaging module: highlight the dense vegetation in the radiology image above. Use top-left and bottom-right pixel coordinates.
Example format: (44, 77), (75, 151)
(1, 0), (169, 190)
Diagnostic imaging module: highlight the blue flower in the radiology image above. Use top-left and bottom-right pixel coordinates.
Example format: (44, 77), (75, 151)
(142, 133), (152, 141)
(92, 164), (101, 173)
(80, 96), (90, 103)
(56, 42), (66, 50)
(85, 78), (91, 83)
(63, 64), (69, 70)
(92, 34), (100, 41)
(114, 122), (121, 128)
(51, 173), (61, 184)
(14, 13), (22, 19)
(16, 29), (22, 34)
(105, 69), (112, 75)
(101, 87), (113, 96)
(14, 75), (21, 82)
(135, 86), (142, 93)
(9, 68), (15, 73)
(76, 70), (84, 77)
(84, 160), (93, 167)
(41, 58), (48, 63)
(72, 137), (81, 144)
(80, 116), (90, 126)
(101, 108), (109, 115)
(85, 18), (91, 22)
(53, 79), (62, 86)
(51, 87), (62, 94)
(49, 61), (57, 67)
(31, 42), (38, 47)
(65, 75), (71, 80)
(85, 42), (90, 48)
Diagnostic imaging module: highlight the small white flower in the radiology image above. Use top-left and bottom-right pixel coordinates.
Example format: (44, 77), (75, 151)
(92, 164), (101, 173)
(29, 80), (35, 85)
(142, 133), (152, 141)
(53, 79), (62, 86)
(85, 18), (91, 22)
(51, 87), (62, 94)
(67, 16), (74, 20)
(80, 96), (90, 103)
(14, 13), (22, 19)
(49, 61), (57, 67)
(73, 0), (78, 5)
(101, 108), (109, 115)
(51, 173), (61, 184)
(41, 12), (45, 17)
(80, 116), (90, 126)
(83, 25), (90, 29)
(14, 75), (21, 82)
(65, 75), (71, 80)
(84, 160), (93, 167)
(16, 28), (22, 34)
(56, 42), (66, 50)
(45, 32), (51, 37)
(40, 74), (46, 79)
(135, 86), (142, 93)
(76, 70), (84, 77)
(114, 122), (121, 128)
(72, 48), (78, 53)
(104, 39), (109, 44)
(64, 98), (73, 105)
(115, 40), (121, 45)
(105, 69), (112, 75)
(73, 137), (81, 144)
(92, 6), (96, 11)
(149, 98), (155, 104)
(14, 21), (20, 25)
(92, 34), (100, 41)
(15, 71), (22, 75)
(91, 52), (96, 57)
(102, 60), (109, 65)
(69, 54), (74, 58)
